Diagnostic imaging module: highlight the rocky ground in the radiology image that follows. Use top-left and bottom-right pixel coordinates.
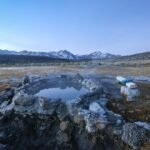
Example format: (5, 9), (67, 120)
(0, 73), (149, 150)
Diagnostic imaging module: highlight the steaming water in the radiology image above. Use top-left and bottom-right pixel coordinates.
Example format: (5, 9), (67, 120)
(35, 87), (88, 101)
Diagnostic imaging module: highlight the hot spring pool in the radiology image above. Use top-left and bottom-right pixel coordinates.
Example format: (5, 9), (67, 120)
(35, 87), (88, 101)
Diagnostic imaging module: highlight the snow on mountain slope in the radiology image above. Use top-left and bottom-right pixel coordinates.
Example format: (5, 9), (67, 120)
(0, 49), (118, 60)
(86, 51), (116, 59)
(49, 50), (76, 60)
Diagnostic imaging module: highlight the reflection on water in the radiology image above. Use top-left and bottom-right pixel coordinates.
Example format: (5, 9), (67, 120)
(35, 87), (88, 101)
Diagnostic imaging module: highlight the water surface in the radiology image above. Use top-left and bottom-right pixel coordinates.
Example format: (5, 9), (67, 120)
(35, 87), (88, 101)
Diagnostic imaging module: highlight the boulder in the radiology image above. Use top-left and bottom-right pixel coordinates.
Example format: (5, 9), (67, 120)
(23, 75), (31, 85)
(14, 95), (36, 106)
(0, 88), (14, 102)
(56, 102), (69, 121)
(89, 102), (106, 116)
(60, 75), (68, 79)
(38, 97), (61, 109)
(73, 73), (84, 83)
(0, 103), (14, 116)
(121, 123), (149, 148)
(0, 101), (10, 109)
(82, 79), (100, 91)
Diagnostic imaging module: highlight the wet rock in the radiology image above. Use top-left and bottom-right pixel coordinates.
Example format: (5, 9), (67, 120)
(73, 73), (84, 83)
(57, 132), (70, 143)
(82, 79), (100, 92)
(56, 102), (69, 121)
(23, 75), (31, 85)
(60, 121), (70, 132)
(106, 112), (123, 125)
(0, 144), (9, 149)
(83, 112), (98, 132)
(38, 97), (60, 109)
(112, 126), (123, 136)
(97, 98), (108, 106)
(12, 90), (26, 102)
(89, 102), (106, 116)
(121, 123), (149, 148)
(0, 103), (14, 116)
(60, 74), (68, 79)
(73, 115), (84, 124)
(14, 95), (36, 106)
(77, 88), (103, 107)
(0, 101), (10, 109)
(60, 121), (68, 131)
(78, 109), (107, 132)
(0, 88), (14, 104)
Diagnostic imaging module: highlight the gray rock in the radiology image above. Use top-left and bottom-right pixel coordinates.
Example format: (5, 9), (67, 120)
(121, 123), (149, 148)
(38, 97), (61, 109)
(23, 75), (31, 85)
(60, 74), (68, 79)
(0, 103), (14, 116)
(89, 102), (106, 116)
(0, 88), (14, 101)
(56, 102), (69, 121)
(14, 95), (36, 106)
(82, 79), (100, 92)
(73, 73), (84, 83)
(60, 121), (70, 132)
(57, 132), (70, 143)
(0, 101), (10, 109)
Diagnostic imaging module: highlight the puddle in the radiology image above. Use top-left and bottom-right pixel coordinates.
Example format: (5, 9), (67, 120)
(35, 87), (88, 101)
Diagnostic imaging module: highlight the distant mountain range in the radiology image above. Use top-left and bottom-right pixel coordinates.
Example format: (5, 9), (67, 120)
(0, 49), (119, 60)
(119, 51), (150, 60)
(0, 49), (149, 61)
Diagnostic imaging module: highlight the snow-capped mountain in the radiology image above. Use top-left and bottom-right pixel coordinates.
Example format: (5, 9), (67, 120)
(49, 50), (76, 60)
(85, 51), (117, 59)
(0, 49), (119, 60)
(0, 49), (18, 55)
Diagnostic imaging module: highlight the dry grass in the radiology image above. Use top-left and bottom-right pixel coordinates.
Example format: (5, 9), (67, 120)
(94, 66), (150, 76)
(0, 83), (11, 91)
(0, 64), (150, 80)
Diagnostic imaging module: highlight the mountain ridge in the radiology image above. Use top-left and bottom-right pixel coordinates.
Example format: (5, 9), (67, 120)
(0, 49), (119, 60)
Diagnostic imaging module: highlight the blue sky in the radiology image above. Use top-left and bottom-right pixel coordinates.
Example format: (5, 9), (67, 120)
(0, 0), (150, 55)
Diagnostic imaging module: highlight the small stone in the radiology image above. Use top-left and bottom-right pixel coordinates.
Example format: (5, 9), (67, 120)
(38, 97), (45, 108)
(60, 121), (69, 131)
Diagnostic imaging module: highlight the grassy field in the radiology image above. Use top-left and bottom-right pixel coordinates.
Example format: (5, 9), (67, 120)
(0, 64), (150, 80)
(0, 58), (150, 80)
